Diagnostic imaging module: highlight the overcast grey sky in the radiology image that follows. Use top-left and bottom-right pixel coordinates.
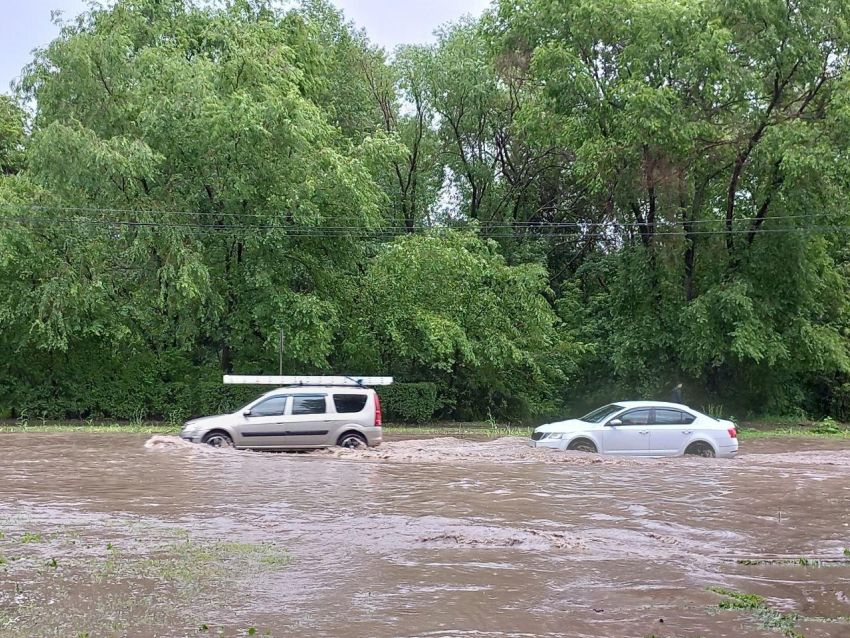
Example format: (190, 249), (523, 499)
(0, 0), (491, 92)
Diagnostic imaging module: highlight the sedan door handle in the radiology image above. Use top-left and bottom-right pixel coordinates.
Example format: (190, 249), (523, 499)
(639, 430), (649, 435)
(682, 430), (692, 434)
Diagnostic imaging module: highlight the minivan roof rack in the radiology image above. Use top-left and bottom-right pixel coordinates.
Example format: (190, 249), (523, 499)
(223, 375), (394, 387)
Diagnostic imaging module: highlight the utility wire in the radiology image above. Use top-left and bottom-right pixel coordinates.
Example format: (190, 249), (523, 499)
(0, 203), (841, 229)
(2, 215), (850, 239)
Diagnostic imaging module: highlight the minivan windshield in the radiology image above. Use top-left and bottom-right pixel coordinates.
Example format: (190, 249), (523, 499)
(579, 404), (624, 423)
(236, 393), (266, 413)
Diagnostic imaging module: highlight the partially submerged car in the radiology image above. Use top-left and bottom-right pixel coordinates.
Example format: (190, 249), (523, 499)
(531, 401), (738, 458)
(181, 382), (384, 450)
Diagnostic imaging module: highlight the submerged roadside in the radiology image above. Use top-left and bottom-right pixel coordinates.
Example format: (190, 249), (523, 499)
(1, 418), (850, 441)
(1, 432), (848, 637)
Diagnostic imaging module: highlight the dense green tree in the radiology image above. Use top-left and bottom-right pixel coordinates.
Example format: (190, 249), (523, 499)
(4, 0), (850, 421)
(0, 96), (26, 175)
(487, 0), (850, 412)
(343, 231), (578, 418)
(1, 0), (391, 414)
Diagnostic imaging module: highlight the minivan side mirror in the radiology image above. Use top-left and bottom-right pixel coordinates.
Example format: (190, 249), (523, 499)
(608, 419), (623, 427)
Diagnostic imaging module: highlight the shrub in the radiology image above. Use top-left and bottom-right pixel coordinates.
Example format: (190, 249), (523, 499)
(166, 383), (260, 422)
(379, 382), (440, 423)
(829, 383), (850, 422)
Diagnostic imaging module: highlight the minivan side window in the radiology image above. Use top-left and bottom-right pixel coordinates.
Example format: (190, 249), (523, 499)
(250, 396), (289, 417)
(292, 395), (327, 416)
(333, 394), (368, 414)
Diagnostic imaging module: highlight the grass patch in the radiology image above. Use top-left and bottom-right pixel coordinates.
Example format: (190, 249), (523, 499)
(708, 588), (804, 637)
(0, 526), (291, 638)
(736, 557), (850, 567)
(126, 539), (290, 587)
(0, 422), (180, 434)
(388, 423), (535, 437)
(1, 419), (849, 440)
(736, 426), (850, 440)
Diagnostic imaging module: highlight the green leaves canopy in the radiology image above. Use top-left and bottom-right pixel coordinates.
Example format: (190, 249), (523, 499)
(3, 0), (850, 420)
(346, 232), (574, 417)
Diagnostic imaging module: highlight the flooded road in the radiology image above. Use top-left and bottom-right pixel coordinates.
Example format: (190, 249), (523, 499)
(1, 433), (848, 637)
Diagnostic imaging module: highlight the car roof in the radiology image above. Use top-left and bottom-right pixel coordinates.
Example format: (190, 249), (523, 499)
(612, 400), (696, 411)
(259, 386), (373, 396)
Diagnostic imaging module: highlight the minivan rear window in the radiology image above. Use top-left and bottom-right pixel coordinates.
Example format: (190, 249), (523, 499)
(334, 394), (368, 414)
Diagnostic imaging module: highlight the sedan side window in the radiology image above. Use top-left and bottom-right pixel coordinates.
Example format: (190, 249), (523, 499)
(292, 395), (327, 416)
(654, 409), (686, 425)
(250, 396), (289, 417)
(619, 409), (651, 425)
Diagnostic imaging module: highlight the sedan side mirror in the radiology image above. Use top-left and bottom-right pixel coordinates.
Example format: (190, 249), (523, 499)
(608, 419), (623, 427)
(243, 410), (252, 417)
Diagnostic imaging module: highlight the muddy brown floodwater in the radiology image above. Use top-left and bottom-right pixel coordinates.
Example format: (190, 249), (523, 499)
(0, 433), (849, 638)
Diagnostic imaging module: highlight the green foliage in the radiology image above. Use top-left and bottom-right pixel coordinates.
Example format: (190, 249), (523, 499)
(811, 417), (842, 435)
(484, 0), (850, 415)
(828, 383), (850, 421)
(709, 588), (803, 637)
(3, 0), (850, 422)
(4, 372), (259, 422)
(379, 382), (440, 423)
(345, 231), (579, 419)
(0, 96), (26, 175)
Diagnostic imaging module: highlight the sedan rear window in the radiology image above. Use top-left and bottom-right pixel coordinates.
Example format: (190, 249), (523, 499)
(333, 394), (368, 414)
(654, 409), (686, 424)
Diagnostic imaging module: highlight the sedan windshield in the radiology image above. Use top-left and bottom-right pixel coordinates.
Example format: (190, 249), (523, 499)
(579, 404), (624, 423)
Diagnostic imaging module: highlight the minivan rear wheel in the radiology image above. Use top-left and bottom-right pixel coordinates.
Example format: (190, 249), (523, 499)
(202, 431), (233, 448)
(337, 432), (367, 449)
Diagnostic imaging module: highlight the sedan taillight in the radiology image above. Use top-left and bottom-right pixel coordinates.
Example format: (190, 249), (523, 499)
(728, 428), (737, 438)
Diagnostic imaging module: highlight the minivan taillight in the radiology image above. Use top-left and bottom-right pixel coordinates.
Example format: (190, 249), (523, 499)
(374, 393), (382, 427)
(728, 428), (737, 438)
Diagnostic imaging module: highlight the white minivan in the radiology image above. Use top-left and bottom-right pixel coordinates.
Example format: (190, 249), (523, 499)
(531, 401), (738, 458)
(180, 385), (383, 450)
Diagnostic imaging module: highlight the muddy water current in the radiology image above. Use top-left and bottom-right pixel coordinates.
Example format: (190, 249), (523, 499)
(0, 433), (848, 637)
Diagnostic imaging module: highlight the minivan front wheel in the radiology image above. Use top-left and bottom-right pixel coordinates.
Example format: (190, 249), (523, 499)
(337, 432), (367, 450)
(202, 431), (233, 448)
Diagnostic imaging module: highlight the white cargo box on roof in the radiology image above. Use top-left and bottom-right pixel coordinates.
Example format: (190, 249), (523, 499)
(223, 375), (393, 387)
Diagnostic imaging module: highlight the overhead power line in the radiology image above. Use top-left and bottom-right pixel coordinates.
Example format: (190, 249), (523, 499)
(2, 214), (850, 239)
(0, 203), (841, 229)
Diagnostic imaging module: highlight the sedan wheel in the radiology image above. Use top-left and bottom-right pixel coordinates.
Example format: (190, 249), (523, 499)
(568, 439), (598, 453)
(685, 442), (715, 458)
